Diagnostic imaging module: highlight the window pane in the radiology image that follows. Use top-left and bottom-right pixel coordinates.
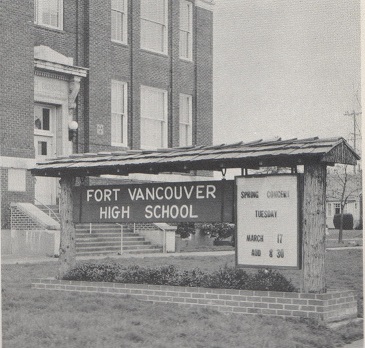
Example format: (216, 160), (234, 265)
(111, 81), (127, 145)
(36, 0), (62, 29)
(112, 113), (124, 143)
(141, 20), (164, 52)
(42, 108), (50, 130)
(180, 1), (191, 31)
(141, 87), (167, 148)
(38, 141), (48, 156)
(141, 0), (166, 23)
(179, 94), (192, 146)
(112, 0), (125, 11)
(111, 0), (126, 42)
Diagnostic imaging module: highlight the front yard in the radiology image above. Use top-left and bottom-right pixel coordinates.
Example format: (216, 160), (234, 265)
(2, 249), (363, 347)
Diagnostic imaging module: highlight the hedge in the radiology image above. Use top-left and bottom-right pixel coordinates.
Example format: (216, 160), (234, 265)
(62, 264), (297, 293)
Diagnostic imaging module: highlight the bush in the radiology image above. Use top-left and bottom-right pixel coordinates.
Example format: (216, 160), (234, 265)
(333, 213), (353, 230)
(175, 222), (195, 238)
(62, 262), (124, 282)
(62, 263), (297, 292)
(199, 223), (235, 240)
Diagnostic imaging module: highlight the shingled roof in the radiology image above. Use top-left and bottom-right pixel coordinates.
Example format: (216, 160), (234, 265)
(30, 137), (360, 177)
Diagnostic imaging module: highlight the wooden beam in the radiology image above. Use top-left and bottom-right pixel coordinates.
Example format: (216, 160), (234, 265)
(57, 176), (76, 279)
(302, 163), (327, 293)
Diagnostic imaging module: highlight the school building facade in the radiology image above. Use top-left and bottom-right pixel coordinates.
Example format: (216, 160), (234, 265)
(0, 0), (214, 228)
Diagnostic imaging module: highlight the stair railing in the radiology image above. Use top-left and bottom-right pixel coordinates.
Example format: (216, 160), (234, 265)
(116, 223), (123, 255)
(34, 198), (60, 222)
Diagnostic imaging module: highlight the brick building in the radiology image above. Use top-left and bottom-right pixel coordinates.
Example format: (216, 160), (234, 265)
(0, 0), (214, 228)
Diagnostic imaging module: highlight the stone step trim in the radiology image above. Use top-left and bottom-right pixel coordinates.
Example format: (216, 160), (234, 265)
(31, 279), (358, 323)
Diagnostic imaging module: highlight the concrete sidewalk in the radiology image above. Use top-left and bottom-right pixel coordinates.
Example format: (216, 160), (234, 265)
(1, 250), (236, 265)
(2, 246), (363, 265)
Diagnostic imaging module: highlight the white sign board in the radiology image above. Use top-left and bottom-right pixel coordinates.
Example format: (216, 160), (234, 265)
(236, 175), (300, 269)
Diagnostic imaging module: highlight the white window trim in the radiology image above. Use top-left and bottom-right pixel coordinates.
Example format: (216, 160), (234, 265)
(140, 85), (168, 150)
(179, 94), (193, 147)
(34, 0), (63, 30)
(179, 0), (193, 61)
(111, 0), (128, 44)
(111, 80), (128, 147)
(140, 0), (168, 55)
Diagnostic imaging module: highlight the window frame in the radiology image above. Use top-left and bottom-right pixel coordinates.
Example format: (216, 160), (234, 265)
(140, 0), (168, 55)
(334, 203), (341, 215)
(111, 0), (128, 44)
(140, 85), (168, 150)
(179, 0), (193, 61)
(179, 93), (193, 147)
(111, 80), (128, 147)
(34, 0), (63, 30)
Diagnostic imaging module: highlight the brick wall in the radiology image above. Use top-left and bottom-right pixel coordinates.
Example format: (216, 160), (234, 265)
(1, 169), (35, 228)
(195, 6), (213, 147)
(84, 0), (212, 152)
(31, 280), (358, 323)
(11, 205), (47, 230)
(0, 0), (34, 159)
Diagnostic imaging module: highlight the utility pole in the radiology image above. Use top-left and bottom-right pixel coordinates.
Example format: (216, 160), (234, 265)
(344, 110), (362, 173)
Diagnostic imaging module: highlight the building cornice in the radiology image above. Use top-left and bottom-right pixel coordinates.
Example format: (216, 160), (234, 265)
(195, 0), (215, 12)
(34, 59), (88, 78)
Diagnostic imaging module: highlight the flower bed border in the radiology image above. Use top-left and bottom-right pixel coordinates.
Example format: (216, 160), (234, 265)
(31, 279), (357, 323)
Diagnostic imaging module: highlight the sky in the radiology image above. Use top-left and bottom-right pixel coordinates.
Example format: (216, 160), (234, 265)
(213, 0), (361, 147)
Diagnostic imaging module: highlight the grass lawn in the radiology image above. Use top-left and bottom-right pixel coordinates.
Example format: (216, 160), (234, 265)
(2, 250), (363, 348)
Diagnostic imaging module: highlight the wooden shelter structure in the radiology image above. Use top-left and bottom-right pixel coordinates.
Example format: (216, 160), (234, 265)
(30, 137), (360, 293)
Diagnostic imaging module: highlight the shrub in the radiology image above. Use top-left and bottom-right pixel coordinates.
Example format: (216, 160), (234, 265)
(248, 269), (297, 292)
(175, 222), (195, 238)
(62, 263), (297, 292)
(333, 213), (353, 230)
(199, 223), (235, 240)
(62, 262), (124, 282)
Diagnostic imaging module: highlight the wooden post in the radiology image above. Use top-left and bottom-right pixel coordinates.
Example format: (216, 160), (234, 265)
(302, 163), (327, 293)
(57, 176), (76, 279)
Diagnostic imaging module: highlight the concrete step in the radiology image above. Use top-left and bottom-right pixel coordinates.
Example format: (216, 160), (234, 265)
(122, 244), (160, 250)
(76, 240), (152, 247)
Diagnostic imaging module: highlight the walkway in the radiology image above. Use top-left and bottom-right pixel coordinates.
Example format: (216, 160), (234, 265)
(1, 250), (236, 265)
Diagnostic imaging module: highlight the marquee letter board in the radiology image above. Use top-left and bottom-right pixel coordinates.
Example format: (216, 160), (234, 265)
(235, 175), (301, 269)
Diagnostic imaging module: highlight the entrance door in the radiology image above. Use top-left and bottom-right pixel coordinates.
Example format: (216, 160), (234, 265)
(34, 104), (58, 205)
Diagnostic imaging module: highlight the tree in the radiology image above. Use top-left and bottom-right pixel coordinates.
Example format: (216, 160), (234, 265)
(327, 165), (362, 243)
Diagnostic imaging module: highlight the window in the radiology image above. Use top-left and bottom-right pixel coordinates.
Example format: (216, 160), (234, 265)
(334, 203), (341, 215)
(111, 0), (127, 43)
(140, 0), (168, 54)
(140, 86), (168, 149)
(8, 169), (26, 192)
(179, 94), (192, 146)
(34, 0), (63, 30)
(111, 80), (128, 146)
(179, 0), (193, 60)
(34, 107), (50, 131)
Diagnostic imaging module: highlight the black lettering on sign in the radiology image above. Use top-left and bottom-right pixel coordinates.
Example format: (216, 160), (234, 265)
(246, 235), (264, 242)
(251, 249), (261, 256)
(255, 210), (277, 218)
(241, 191), (259, 198)
(267, 190), (290, 198)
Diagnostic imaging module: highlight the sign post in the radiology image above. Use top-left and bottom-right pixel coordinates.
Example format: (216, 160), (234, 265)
(235, 175), (301, 269)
